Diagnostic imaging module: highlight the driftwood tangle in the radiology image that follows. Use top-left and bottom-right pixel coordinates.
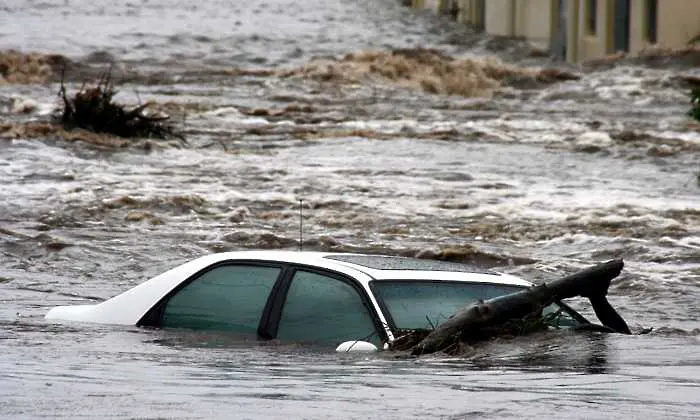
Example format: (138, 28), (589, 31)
(57, 67), (179, 139)
(410, 259), (630, 356)
(689, 87), (700, 122)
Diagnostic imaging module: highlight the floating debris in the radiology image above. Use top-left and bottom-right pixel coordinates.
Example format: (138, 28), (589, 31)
(407, 260), (631, 356)
(57, 68), (182, 140)
(689, 87), (700, 122)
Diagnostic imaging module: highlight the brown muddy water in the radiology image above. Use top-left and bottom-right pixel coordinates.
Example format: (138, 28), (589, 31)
(1, 0), (700, 418)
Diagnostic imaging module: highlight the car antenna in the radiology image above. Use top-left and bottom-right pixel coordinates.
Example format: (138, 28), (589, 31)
(298, 198), (303, 251)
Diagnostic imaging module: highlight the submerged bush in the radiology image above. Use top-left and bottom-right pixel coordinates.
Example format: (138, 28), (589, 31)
(57, 68), (180, 139)
(690, 87), (700, 122)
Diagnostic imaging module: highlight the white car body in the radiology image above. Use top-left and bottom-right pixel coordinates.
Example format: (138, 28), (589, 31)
(46, 251), (535, 346)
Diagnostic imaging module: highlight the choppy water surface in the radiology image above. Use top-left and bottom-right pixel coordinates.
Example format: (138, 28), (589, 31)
(1, 0), (699, 418)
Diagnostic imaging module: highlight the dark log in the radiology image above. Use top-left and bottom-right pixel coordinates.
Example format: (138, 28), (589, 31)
(543, 258), (622, 299)
(588, 294), (631, 334)
(411, 259), (629, 356)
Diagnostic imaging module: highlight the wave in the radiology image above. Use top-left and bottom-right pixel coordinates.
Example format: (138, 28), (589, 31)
(276, 48), (580, 97)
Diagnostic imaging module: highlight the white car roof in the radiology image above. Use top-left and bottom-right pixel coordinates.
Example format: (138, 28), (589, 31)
(200, 250), (533, 287)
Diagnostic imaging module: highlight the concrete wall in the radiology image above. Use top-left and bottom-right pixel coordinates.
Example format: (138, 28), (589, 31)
(514, 0), (556, 50)
(565, 0), (580, 62)
(628, 0), (647, 54)
(412, 0), (441, 13)
(575, 0), (612, 61)
(484, 0), (516, 36)
(473, 0), (559, 50)
(456, 0), (472, 24)
(410, 0), (700, 62)
(572, 0), (700, 62)
(456, 0), (485, 28)
(656, 0), (700, 47)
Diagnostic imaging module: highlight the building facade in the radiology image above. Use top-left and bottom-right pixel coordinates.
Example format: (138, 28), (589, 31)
(413, 0), (700, 62)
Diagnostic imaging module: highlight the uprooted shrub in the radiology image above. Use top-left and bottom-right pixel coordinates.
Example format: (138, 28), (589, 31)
(57, 68), (180, 139)
(689, 87), (700, 122)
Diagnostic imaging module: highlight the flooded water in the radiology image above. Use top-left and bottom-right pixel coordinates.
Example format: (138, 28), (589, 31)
(1, 0), (699, 418)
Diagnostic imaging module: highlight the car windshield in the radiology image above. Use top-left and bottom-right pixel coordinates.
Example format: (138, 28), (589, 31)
(371, 280), (584, 331)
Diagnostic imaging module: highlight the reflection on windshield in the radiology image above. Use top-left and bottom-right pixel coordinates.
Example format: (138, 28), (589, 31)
(371, 281), (583, 330)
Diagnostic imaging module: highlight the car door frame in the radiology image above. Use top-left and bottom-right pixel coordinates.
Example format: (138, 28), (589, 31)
(137, 259), (289, 338)
(137, 259), (389, 344)
(260, 263), (390, 344)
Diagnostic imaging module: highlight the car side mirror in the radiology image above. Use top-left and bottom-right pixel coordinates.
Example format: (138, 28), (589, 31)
(335, 340), (378, 353)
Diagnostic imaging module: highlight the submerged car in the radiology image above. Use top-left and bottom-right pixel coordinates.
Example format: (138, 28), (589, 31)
(45, 251), (596, 351)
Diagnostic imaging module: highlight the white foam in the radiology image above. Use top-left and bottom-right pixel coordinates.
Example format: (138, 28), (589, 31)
(574, 131), (614, 148)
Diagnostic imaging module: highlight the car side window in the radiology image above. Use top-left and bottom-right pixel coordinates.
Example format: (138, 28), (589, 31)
(161, 264), (281, 333)
(276, 270), (380, 345)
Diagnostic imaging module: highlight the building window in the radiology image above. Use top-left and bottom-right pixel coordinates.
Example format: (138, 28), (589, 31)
(645, 0), (658, 44)
(586, 0), (598, 35)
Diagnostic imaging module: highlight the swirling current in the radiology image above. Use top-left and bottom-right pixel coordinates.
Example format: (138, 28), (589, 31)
(1, 1), (699, 419)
